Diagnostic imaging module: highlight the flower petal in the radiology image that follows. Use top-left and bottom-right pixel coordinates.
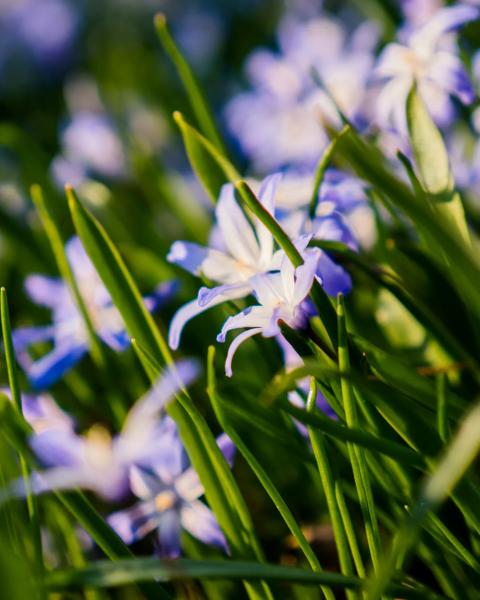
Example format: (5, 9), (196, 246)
(225, 327), (263, 377)
(157, 509), (182, 558)
(167, 241), (209, 275)
(27, 343), (86, 390)
(181, 500), (228, 552)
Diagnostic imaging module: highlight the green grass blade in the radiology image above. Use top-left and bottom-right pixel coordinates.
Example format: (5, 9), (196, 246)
(207, 347), (334, 600)
(31, 184), (106, 369)
(406, 87), (470, 244)
(337, 294), (382, 572)
(306, 378), (357, 598)
(0, 288), (43, 585)
(67, 192), (271, 599)
(154, 14), (226, 153)
(367, 401), (480, 600)
(308, 136), (341, 219)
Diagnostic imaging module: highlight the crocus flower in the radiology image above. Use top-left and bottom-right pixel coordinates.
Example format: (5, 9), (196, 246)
(13, 236), (174, 390)
(5, 360), (198, 502)
(374, 5), (479, 133)
(167, 174), (284, 350)
(108, 420), (233, 557)
(225, 14), (377, 172)
(217, 249), (321, 376)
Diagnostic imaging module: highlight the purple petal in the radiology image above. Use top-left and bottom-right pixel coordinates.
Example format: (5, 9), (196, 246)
(167, 241), (209, 275)
(27, 343), (86, 390)
(317, 253), (352, 297)
(24, 275), (67, 308)
(181, 500), (228, 553)
(29, 429), (83, 467)
(157, 510), (182, 558)
(108, 503), (157, 545)
(216, 433), (235, 467)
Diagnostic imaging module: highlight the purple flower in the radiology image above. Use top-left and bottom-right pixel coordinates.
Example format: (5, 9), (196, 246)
(52, 111), (127, 185)
(108, 422), (233, 557)
(2, 0), (80, 69)
(225, 14), (377, 172)
(374, 5), (479, 133)
(217, 249), (321, 377)
(13, 236), (175, 390)
(4, 361), (199, 502)
(167, 174), (285, 350)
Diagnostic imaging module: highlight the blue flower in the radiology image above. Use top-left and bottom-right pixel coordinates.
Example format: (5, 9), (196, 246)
(167, 174), (285, 350)
(108, 421), (233, 557)
(13, 236), (175, 390)
(224, 13), (377, 172)
(4, 361), (199, 502)
(374, 5), (479, 133)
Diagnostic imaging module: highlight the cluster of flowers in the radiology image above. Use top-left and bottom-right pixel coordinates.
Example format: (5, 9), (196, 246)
(4, 0), (480, 562)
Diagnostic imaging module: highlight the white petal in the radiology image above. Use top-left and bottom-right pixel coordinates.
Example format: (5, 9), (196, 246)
(225, 327), (263, 377)
(216, 184), (259, 265)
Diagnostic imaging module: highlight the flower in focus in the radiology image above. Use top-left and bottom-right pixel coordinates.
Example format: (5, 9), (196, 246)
(4, 360), (198, 502)
(217, 249), (321, 376)
(225, 14), (377, 172)
(108, 420), (233, 557)
(13, 236), (174, 389)
(167, 174), (284, 349)
(374, 5), (478, 133)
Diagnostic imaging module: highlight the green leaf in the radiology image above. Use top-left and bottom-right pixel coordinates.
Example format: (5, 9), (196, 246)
(154, 14), (225, 153)
(207, 347), (335, 600)
(45, 558), (446, 599)
(406, 87), (470, 244)
(337, 294), (382, 572)
(67, 190), (271, 599)
(31, 185), (106, 370)
(367, 401), (480, 600)
(173, 110), (236, 202)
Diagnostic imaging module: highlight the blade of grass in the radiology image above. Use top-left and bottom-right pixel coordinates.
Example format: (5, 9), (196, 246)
(45, 558), (446, 599)
(306, 378), (357, 599)
(0, 287), (43, 588)
(67, 191), (271, 599)
(31, 184), (106, 370)
(207, 347), (335, 600)
(154, 14), (225, 154)
(367, 401), (480, 600)
(337, 294), (381, 573)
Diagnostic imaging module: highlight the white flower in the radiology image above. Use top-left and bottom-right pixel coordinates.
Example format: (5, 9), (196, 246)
(217, 249), (321, 377)
(167, 174), (284, 350)
(375, 5), (478, 133)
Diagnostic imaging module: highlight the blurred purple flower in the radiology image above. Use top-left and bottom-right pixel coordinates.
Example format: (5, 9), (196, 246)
(1, 388), (74, 433)
(225, 14), (377, 172)
(2, 0), (80, 68)
(52, 111), (127, 186)
(5, 361), (199, 502)
(13, 236), (175, 390)
(108, 421), (233, 557)
(374, 5), (479, 133)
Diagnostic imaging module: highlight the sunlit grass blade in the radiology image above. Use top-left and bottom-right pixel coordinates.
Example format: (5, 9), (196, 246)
(67, 190), (271, 599)
(308, 134), (342, 219)
(154, 14), (226, 153)
(207, 347), (335, 600)
(306, 378), (357, 598)
(0, 287), (43, 585)
(366, 401), (480, 600)
(337, 294), (382, 572)
(45, 558), (447, 599)
(31, 184), (106, 369)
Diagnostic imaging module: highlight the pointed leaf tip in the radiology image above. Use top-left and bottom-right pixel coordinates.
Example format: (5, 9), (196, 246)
(154, 13), (166, 28)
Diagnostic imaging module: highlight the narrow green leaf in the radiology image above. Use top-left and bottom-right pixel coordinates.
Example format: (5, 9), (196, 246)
(337, 294), (382, 572)
(207, 347), (334, 600)
(406, 86), (470, 244)
(45, 558), (445, 599)
(67, 192), (270, 599)
(173, 110), (237, 202)
(367, 401), (480, 600)
(31, 184), (106, 369)
(0, 288), (43, 586)
(436, 374), (448, 443)
(154, 14), (225, 153)
(309, 138), (339, 219)
(306, 378), (358, 597)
